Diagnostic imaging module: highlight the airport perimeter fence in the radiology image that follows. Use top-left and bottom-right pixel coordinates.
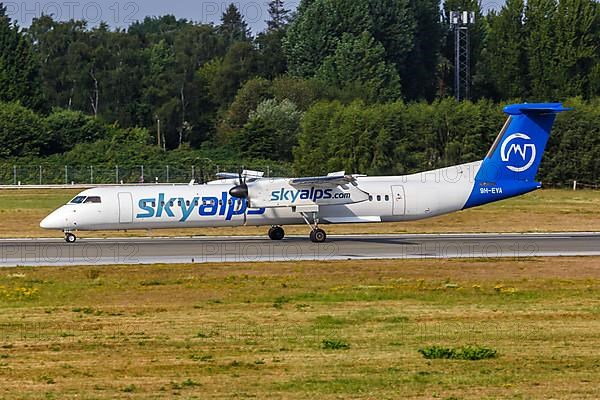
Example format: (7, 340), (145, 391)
(0, 163), (294, 186)
(0, 163), (598, 189)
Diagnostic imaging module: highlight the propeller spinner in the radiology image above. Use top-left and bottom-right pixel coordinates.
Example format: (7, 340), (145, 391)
(229, 170), (249, 199)
(229, 170), (250, 225)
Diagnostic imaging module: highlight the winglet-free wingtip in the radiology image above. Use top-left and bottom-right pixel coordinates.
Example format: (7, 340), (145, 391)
(503, 103), (573, 115)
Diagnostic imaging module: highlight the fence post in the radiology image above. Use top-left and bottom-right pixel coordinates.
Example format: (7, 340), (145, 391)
(13, 165), (16, 185)
(90, 166), (94, 184)
(141, 165), (144, 183)
(39, 165), (42, 185)
(166, 165), (170, 183)
(116, 165), (119, 184)
(64, 166), (68, 185)
(573, 180), (577, 191)
(192, 165), (195, 181)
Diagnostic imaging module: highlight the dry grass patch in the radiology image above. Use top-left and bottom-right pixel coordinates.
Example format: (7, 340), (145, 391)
(0, 257), (599, 398)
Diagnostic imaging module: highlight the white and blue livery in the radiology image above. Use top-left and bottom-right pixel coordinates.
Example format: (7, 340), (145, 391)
(41, 103), (570, 243)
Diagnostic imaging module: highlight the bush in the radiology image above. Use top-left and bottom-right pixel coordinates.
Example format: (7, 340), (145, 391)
(0, 102), (48, 158)
(322, 339), (350, 350)
(418, 345), (497, 360)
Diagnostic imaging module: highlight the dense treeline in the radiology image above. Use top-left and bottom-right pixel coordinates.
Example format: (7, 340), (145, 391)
(0, 0), (599, 184)
(295, 97), (600, 184)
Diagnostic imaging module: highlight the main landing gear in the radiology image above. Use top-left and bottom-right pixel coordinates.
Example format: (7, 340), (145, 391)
(301, 212), (327, 243)
(64, 232), (77, 243)
(309, 228), (327, 243)
(268, 226), (285, 241)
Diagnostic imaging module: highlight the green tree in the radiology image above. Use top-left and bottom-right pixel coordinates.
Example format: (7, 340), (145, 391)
(248, 98), (304, 160)
(368, 0), (415, 72)
(525, 0), (557, 100)
(233, 117), (277, 159)
(479, 0), (528, 99)
(256, 27), (288, 79)
(315, 32), (402, 103)
(0, 102), (48, 157)
(266, 0), (290, 32)
(284, 0), (373, 77)
(551, 0), (599, 98)
(401, 0), (443, 100)
(45, 109), (109, 153)
(0, 5), (46, 111)
(199, 41), (259, 109)
(224, 78), (273, 130)
(219, 3), (251, 48)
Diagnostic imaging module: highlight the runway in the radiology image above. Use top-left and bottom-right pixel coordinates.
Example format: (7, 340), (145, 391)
(1, 232), (600, 267)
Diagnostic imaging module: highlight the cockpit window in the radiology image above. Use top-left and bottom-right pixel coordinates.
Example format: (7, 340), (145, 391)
(84, 196), (102, 204)
(70, 196), (87, 204)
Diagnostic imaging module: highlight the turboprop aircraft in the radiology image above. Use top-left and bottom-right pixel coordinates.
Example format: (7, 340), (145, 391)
(41, 103), (569, 243)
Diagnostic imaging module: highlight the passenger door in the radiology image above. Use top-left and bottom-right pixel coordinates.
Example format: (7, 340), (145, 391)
(391, 185), (406, 216)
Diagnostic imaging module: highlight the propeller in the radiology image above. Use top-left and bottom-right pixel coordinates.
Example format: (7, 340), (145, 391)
(229, 169), (249, 225)
(229, 170), (249, 199)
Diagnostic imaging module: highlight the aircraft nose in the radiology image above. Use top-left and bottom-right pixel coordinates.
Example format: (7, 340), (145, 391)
(40, 210), (66, 230)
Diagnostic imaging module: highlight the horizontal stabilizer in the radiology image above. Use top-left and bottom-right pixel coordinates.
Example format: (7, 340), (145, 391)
(503, 103), (572, 115)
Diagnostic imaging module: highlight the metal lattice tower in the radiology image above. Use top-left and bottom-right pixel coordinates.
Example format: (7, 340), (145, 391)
(450, 11), (475, 101)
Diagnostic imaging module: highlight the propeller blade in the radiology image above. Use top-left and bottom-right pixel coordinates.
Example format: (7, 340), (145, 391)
(229, 168), (249, 199)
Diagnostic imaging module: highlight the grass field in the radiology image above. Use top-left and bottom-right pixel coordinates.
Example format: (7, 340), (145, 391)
(0, 188), (599, 238)
(0, 257), (598, 398)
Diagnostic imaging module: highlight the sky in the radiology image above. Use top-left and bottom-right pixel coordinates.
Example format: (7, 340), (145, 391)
(4, 0), (300, 33)
(4, 0), (502, 33)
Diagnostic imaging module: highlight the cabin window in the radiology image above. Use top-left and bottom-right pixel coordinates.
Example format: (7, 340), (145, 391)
(186, 200), (190, 207)
(227, 199), (232, 205)
(177, 200), (182, 207)
(369, 195), (373, 201)
(160, 201), (165, 206)
(219, 200), (223, 206)
(70, 196), (87, 204)
(152, 202), (156, 207)
(377, 195), (381, 201)
(169, 201), (174, 207)
(385, 195), (390, 202)
(84, 196), (102, 204)
(194, 200), (199, 206)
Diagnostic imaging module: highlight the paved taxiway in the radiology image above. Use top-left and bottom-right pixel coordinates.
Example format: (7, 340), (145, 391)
(1, 233), (599, 267)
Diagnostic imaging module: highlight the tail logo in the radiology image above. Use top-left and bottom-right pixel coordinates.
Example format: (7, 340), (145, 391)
(500, 133), (537, 172)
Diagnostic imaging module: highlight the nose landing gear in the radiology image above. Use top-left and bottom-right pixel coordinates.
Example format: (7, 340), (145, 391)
(268, 226), (285, 241)
(64, 232), (77, 243)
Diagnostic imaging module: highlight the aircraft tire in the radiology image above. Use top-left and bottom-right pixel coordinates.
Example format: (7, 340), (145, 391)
(65, 233), (77, 243)
(268, 226), (285, 241)
(310, 228), (326, 243)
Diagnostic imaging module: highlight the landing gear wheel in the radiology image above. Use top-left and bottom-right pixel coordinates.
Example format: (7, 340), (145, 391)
(310, 228), (326, 243)
(268, 226), (285, 241)
(65, 233), (77, 243)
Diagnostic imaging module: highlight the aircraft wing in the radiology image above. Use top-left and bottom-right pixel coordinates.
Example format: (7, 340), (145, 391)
(289, 171), (357, 188)
(216, 170), (265, 180)
(215, 172), (239, 180)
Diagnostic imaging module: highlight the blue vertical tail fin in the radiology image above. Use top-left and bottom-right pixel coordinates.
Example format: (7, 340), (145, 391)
(464, 103), (570, 209)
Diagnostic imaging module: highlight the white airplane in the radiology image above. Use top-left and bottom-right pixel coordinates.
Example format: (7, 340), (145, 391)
(41, 103), (569, 243)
